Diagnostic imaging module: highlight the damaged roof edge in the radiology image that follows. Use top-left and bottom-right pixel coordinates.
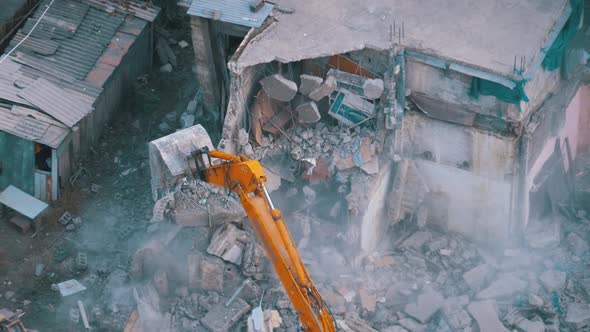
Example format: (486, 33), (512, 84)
(227, 18), (277, 74)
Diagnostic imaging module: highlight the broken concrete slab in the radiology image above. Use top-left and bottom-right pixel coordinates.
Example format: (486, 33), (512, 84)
(382, 326), (409, 332)
(467, 300), (509, 332)
(207, 223), (250, 265)
(295, 101), (321, 123)
(400, 231), (432, 250)
(201, 297), (251, 332)
(539, 270), (566, 292)
(444, 309), (472, 330)
(299, 74), (323, 96)
(397, 318), (426, 332)
(359, 288), (377, 312)
(309, 76), (336, 101)
(260, 74), (297, 102)
(463, 263), (495, 292)
(476, 274), (527, 299)
(565, 302), (590, 329)
(514, 317), (545, 332)
(200, 255), (225, 292)
(363, 78), (384, 99)
(343, 312), (379, 332)
(403, 289), (445, 323)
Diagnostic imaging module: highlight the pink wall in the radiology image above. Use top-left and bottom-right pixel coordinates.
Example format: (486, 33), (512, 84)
(578, 85), (590, 153)
(523, 84), (590, 226)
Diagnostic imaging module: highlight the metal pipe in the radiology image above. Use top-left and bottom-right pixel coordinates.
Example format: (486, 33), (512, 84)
(263, 185), (275, 210)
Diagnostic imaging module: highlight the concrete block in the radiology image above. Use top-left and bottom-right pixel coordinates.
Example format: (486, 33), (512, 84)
(299, 74), (323, 96)
(404, 289), (445, 323)
(463, 263), (495, 292)
(260, 74), (297, 102)
(539, 270), (566, 292)
(153, 270), (169, 297)
(476, 274), (527, 299)
(295, 101), (321, 123)
(207, 223), (249, 265)
(201, 297), (250, 332)
(309, 76), (336, 101)
(467, 300), (509, 332)
(445, 309), (472, 330)
(363, 78), (384, 99)
(565, 302), (590, 329)
(200, 255), (225, 291)
(187, 254), (200, 291)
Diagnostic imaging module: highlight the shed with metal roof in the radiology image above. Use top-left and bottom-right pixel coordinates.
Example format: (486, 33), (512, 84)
(0, 0), (160, 201)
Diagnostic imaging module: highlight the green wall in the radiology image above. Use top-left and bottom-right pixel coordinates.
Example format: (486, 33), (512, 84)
(0, 132), (35, 195)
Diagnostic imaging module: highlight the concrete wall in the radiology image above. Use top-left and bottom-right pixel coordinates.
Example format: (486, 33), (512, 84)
(406, 59), (508, 118)
(402, 112), (516, 180)
(523, 83), (590, 225)
(406, 58), (560, 122)
(401, 112), (516, 245)
(220, 63), (267, 153)
(360, 162), (393, 252)
(190, 16), (220, 109)
(415, 160), (512, 245)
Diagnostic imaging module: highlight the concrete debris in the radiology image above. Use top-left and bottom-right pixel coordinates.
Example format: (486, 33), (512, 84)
(476, 274), (527, 299)
(295, 101), (321, 123)
(359, 288), (377, 312)
(513, 316), (545, 332)
(565, 302), (590, 329)
(299, 74), (323, 96)
(565, 232), (589, 256)
(4, 291), (14, 300)
(178, 40), (189, 48)
(260, 74), (298, 102)
(397, 318), (426, 332)
(381, 326), (409, 332)
(539, 270), (566, 292)
(34, 263), (44, 277)
(524, 217), (560, 249)
(467, 300), (509, 332)
(400, 231), (432, 249)
(462, 263), (495, 292)
(207, 223), (250, 265)
(363, 79), (384, 99)
(159, 63), (173, 73)
(153, 270), (169, 297)
(444, 309), (472, 330)
(403, 289), (445, 323)
(199, 255), (225, 291)
(201, 297), (251, 332)
(56, 279), (87, 297)
(344, 312), (379, 332)
(309, 76), (337, 101)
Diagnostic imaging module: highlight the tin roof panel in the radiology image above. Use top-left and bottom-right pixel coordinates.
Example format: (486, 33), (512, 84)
(187, 0), (273, 28)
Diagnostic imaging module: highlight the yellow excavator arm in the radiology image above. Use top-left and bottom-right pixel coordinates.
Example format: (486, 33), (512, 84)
(189, 147), (336, 332)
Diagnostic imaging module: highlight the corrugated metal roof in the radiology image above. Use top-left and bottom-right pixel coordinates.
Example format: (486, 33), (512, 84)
(18, 78), (91, 127)
(81, 0), (161, 22)
(0, 0), (157, 146)
(0, 185), (49, 219)
(0, 107), (68, 148)
(187, 0), (273, 28)
(12, 4), (126, 80)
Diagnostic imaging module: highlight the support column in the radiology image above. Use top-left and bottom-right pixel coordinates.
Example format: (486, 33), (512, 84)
(190, 16), (221, 110)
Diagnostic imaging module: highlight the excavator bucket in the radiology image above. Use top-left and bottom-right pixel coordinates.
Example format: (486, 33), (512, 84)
(148, 124), (214, 201)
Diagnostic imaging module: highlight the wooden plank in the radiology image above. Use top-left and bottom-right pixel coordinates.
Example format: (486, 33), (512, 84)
(328, 55), (376, 79)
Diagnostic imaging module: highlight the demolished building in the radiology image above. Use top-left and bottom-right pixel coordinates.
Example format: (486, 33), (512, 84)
(203, 0), (590, 251)
(0, 0), (160, 201)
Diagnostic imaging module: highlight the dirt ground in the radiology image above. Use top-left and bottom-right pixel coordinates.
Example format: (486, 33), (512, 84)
(0, 9), (215, 330)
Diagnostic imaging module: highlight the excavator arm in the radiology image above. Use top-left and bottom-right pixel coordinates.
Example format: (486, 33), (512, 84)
(189, 147), (336, 332)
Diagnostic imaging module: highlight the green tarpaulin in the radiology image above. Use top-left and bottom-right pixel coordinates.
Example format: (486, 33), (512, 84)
(542, 0), (583, 71)
(469, 78), (529, 107)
